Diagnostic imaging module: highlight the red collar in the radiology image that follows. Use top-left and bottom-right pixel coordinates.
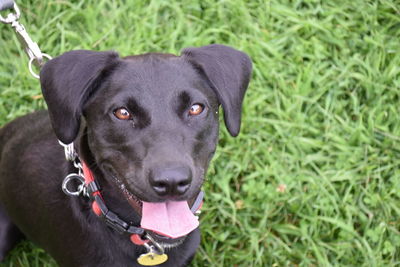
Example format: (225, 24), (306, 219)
(80, 161), (204, 245)
(81, 161), (149, 244)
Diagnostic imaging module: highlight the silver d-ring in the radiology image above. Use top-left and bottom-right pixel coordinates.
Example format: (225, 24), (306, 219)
(62, 173), (85, 197)
(28, 53), (52, 79)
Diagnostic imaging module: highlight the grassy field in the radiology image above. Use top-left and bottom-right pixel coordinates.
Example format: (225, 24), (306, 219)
(1, 0), (400, 266)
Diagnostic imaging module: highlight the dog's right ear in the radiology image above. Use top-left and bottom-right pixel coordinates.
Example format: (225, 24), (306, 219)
(40, 50), (120, 144)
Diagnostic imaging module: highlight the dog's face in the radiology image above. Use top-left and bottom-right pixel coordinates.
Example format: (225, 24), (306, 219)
(83, 56), (220, 202)
(39, 45), (251, 238)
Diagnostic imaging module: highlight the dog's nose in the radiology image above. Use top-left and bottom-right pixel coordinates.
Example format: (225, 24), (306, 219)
(149, 166), (192, 198)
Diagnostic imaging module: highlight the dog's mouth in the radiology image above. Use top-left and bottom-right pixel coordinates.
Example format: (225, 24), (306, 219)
(119, 183), (143, 215)
(115, 177), (200, 241)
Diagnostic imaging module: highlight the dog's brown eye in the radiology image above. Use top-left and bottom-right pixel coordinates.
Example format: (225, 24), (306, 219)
(189, 104), (204, 116)
(114, 108), (132, 120)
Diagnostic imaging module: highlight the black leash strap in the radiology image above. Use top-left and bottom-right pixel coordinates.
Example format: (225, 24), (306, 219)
(0, 0), (14, 12)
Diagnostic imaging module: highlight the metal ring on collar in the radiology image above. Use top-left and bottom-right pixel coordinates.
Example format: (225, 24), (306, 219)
(62, 173), (86, 197)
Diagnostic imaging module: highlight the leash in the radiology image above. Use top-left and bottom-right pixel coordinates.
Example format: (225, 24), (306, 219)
(0, 0), (51, 78)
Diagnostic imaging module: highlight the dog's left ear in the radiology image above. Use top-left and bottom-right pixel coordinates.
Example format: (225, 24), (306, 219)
(182, 44), (252, 137)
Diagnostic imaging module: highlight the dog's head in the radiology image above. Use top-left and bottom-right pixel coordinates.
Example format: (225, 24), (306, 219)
(40, 44), (252, 238)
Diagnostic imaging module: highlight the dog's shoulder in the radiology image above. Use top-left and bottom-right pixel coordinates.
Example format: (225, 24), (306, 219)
(0, 110), (53, 160)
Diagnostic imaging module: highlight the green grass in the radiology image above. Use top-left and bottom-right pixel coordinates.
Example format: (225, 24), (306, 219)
(1, 0), (400, 266)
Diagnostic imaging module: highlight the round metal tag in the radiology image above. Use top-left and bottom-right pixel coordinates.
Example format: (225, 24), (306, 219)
(137, 252), (168, 266)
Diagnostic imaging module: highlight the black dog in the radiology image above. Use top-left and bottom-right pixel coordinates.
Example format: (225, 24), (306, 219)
(0, 44), (252, 266)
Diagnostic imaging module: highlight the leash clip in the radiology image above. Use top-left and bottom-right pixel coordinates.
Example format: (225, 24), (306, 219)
(0, 3), (20, 24)
(0, 2), (51, 78)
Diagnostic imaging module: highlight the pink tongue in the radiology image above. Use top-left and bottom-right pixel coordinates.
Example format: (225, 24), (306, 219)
(141, 201), (199, 239)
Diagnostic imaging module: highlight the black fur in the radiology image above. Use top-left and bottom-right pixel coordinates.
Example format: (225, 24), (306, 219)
(0, 44), (252, 266)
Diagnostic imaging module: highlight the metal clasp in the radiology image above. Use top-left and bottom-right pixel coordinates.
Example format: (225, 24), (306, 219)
(58, 141), (77, 162)
(0, 3), (20, 24)
(0, 3), (51, 78)
(59, 141), (87, 197)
